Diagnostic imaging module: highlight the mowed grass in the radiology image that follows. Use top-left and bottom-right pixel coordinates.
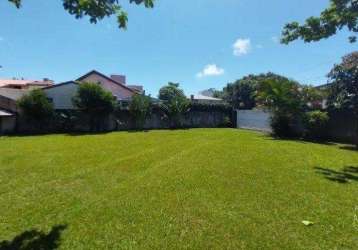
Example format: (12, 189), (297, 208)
(0, 129), (357, 249)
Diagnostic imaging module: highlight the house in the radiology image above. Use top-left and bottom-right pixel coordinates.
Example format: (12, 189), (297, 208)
(0, 88), (28, 134)
(76, 70), (143, 99)
(44, 70), (144, 110)
(0, 78), (53, 89)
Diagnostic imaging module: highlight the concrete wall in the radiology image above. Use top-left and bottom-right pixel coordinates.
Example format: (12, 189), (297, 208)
(80, 73), (134, 100)
(237, 109), (272, 132)
(44, 83), (78, 110)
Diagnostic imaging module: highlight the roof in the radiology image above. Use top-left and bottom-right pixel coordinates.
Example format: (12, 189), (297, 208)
(0, 79), (53, 88)
(0, 109), (14, 117)
(76, 70), (138, 93)
(191, 94), (223, 101)
(0, 88), (29, 100)
(42, 81), (78, 90)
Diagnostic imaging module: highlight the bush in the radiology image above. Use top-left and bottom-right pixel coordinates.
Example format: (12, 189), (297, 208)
(17, 89), (54, 129)
(73, 82), (116, 131)
(270, 112), (296, 137)
(304, 111), (329, 140)
(219, 116), (233, 128)
(129, 94), (152, 129)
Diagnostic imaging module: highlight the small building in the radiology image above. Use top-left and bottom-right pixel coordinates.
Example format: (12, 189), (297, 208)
(0, 88), (27, 134)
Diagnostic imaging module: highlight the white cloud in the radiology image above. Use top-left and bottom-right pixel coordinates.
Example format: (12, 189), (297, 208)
(233, 38), (251, 56)
(197, 64), (225, 78)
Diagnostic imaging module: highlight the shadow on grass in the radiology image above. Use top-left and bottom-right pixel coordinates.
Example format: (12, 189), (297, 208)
(262, 134), (336, 146)
(0, 224), (67, 250)
(315, 166), (358, 184)
(339, 145), (358, 152)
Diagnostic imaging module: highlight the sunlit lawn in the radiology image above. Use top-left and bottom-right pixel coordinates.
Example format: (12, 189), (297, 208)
(0, 129), (357, 249)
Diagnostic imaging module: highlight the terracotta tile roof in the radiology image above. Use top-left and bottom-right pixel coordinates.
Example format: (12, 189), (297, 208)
(0, 79), (53, 88)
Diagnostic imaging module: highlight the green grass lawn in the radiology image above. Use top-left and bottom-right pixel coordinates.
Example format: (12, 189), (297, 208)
(0, 129), (357, 249)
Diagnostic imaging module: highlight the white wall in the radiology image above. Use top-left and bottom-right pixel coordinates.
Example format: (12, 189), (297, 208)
(44, 83), (78, 109)
(237, 109), (272, 132)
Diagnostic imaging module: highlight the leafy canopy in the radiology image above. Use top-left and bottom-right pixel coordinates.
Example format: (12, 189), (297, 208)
(7, 0), (154, 29)
(73, 82), (116, 115)
(327, 51), (358, 111)
(220, 73), (291, 109)
(282, 0), (358, 44)
(17, 89), (54, 122)
(158, 82), (189, 128)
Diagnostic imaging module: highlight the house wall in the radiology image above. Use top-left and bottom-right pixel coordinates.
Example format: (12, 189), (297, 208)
(0, 116), (16, 134)
(44, 83), (79, 110)
(80, 73), (134, 100)
(0, 95), (18, 113)
(237, 109), (272, 132)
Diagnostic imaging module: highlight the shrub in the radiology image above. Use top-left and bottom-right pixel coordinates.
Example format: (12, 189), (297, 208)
(270, 112), (297, 137)
(17, 89), (54, 129)
(304, 111), (329, 140)
(129, 94), (152, 129)
(219, 116), (233, 128)
(73, 82), (116, 131)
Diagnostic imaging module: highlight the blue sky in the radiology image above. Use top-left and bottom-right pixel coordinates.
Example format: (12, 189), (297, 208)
(0, 0), (356, 96)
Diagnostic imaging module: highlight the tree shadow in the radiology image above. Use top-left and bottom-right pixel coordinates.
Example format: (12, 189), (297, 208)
(339, 145), (358, 152)
(0, 224), (67, 250)
(262, 134), (336, 146)
(315, 166), (358, 184)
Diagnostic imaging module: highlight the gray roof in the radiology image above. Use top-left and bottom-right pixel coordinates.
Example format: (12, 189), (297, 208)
(0, 88), (28, 100)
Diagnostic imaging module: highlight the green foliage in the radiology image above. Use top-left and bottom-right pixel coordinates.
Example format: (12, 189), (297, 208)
(73, 82), (116, 131)
(158, 83), (189, 128)
(327, 51), (358, 146)
(160, 96), (190, 128)
(7, 0), (154, 29)
(129, 94), (152, 129)
(300, 85), (328, 110)
(282, 0), (358, 44)
(256, 78), (303, 137)
(221, 73), (291, 109)
(17, 89), (54, 124)
(304, 111), (329, 139)
(158, 82), (186, 102)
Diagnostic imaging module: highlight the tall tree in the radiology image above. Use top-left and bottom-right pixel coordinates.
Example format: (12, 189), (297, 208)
(327, 51), (358, 146)
(7, 0), (154, 29)
(282, 0), (358, 44)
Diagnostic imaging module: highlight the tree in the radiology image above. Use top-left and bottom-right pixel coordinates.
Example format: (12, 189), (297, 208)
(129, 94), (152, 129)
(73, 82), (116, 131)
(256, 78), (303, 137)
(158, 82), (186, 102)
(282, 0), (358, 44)
(221, 73), (291, 109)
(327, 51), (358, 146)
(158, 83), (189, 128)
(7, 0), (154, 29)
(17, 89), (54, 129)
